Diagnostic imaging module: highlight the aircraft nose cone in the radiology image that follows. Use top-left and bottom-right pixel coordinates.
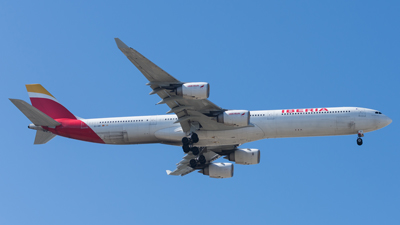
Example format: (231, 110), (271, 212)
(387, 116), (392, 125)
(382, 115), (392, 128)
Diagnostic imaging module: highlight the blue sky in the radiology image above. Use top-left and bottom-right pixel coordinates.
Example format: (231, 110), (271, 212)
(1, 1), (399, 224)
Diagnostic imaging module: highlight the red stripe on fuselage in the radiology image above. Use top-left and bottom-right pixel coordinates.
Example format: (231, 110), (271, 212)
(45, 119), (104, 144)
(30, 98), (76, 119)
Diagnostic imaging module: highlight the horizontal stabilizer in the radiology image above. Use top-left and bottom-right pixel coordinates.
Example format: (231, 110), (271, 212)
(9, 99), (61, 127)
(34, 130), (56, 144)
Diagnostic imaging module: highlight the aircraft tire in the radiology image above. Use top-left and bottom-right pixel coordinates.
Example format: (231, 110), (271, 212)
(191, 133), (199, 143)
(191, 147), (199, 155)
(182, 137), (190, 145)
(357, 138), (363, 146)
(199, 155), (206, 165)
(183, 145), (190, 153)
(189, 159), (197, 168)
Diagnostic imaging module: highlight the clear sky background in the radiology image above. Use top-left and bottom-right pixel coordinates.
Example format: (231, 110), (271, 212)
(1, 1), (399, 224)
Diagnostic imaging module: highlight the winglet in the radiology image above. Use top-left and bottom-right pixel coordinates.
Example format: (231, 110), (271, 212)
(166, 170), (172, 175)
(114, 38), (129, 49)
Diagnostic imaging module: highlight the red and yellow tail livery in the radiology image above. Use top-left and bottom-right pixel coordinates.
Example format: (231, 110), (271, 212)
(26, 84), (76, 120)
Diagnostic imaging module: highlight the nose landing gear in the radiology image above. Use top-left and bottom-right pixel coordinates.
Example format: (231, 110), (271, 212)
(357, 130), (364, 146)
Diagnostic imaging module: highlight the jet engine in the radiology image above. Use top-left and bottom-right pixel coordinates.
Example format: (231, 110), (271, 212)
(176, 82), (210, 100)
(217, 110), (250, 127)
(227, 148), (260, 165)
(201, 162), (234, 178)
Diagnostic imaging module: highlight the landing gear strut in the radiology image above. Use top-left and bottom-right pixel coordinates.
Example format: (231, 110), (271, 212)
(357, 130), (364, 146)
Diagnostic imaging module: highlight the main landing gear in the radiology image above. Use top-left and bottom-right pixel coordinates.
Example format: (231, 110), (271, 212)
(182, 132), (206, 168)
(357, 130), (364, 146)
(189, 155), (206, 169)
(182, 133), (199, 155)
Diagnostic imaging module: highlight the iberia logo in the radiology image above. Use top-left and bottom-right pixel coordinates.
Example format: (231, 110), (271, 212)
(282, 108), (329, 113)
(200, 85), (205, 88)
(229, 112), (247, 116)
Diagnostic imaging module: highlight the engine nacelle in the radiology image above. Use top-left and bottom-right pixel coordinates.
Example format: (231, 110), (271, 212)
(176, 82), (210, 100)
(217, 110), (250, 127)
(227, 148), (260, 165)
(201, 162), (234, 178)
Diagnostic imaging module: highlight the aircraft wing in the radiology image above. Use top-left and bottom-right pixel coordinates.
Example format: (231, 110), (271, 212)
(115, 38), (236, 133)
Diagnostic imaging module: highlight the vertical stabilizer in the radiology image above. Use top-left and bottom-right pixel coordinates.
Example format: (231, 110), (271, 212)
(26, 84), (76, 119)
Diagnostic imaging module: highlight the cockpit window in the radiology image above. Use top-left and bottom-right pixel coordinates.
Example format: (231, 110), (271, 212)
(375, 111), (382, 114)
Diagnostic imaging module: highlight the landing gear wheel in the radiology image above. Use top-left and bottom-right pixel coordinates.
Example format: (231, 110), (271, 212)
(357, 138), (363, 146)
(182, 145), (190, 153)
(189, 159), (197, 168)
(191, 133), (199, 143)
(191, 147), (199, 155)
(199, 155), (206, 165)
(182, 137), (190, 145)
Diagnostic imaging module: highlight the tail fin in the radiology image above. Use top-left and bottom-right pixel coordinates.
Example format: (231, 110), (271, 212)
(9, 99), (61, 127)
(26, 84), (76, 119)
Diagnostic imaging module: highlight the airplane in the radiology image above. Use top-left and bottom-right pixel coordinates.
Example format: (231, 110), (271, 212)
(9, 38), (392, 178)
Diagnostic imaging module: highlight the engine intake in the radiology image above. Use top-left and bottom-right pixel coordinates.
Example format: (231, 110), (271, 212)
(176, 82), (210, 100)
(201, 163), (234, 178)
(217, 110), (250, 127)
(227, 148), (260, 165)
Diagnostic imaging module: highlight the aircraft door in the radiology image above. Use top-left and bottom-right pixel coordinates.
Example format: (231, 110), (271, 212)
(264, 111), (277, 138)
(150, 116), (157, 125)
(358, 109), (366, 117)
(148, 116), (158, 135)
(267, 111), (275, 120)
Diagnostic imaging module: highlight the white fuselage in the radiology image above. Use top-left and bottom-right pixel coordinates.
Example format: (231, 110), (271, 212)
(82, 107), (391, 146)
